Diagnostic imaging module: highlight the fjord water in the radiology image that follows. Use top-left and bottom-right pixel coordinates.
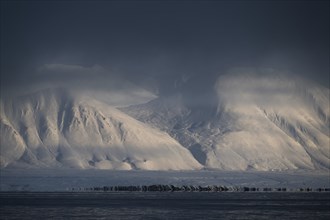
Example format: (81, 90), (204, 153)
(1, 192), (329, 219)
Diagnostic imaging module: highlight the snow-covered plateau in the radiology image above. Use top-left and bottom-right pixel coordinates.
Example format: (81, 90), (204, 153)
(1, 69), (329, 172)
(1, 169), (329, 192)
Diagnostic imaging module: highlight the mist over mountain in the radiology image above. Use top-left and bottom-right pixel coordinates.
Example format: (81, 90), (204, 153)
(1, 2), (328, 172)
(123, 69), (330, 171)
(1, 69), (329, 171)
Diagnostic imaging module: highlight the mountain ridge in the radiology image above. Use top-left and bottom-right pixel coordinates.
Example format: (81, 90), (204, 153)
(0, 88), (201, 170)
(123, 71), (329, 171)
(1, 71), (329, 171)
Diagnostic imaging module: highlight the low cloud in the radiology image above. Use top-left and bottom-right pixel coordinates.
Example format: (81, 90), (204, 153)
(38, 64), (105, 75)
(214, 68), (320, 110)
(2, 63), (157, 107)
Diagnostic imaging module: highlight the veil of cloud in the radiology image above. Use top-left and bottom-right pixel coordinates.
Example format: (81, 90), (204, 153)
(2, 63), (157, 107)
(1, 1), (329, 100)
(38, 64), (104, 75)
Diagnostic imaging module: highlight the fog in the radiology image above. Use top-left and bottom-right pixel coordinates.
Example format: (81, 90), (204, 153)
(1, 1), (329, 103)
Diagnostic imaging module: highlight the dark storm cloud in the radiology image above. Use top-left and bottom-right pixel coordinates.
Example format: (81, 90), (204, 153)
(1, 0), (329, 96)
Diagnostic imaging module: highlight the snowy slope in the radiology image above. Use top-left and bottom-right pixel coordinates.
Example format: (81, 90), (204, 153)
(0, 89), (202, 170)
(123, 69), (330, 171)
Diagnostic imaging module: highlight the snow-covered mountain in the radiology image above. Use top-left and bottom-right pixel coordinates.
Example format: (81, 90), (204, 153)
(1, 69), (329, 171)
(0, 89), (202, 170)
(123, 69), (330, 171)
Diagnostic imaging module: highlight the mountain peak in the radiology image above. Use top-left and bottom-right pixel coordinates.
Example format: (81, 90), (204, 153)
(1, 72), (329, 171)
(0, 89), (201, 170)
(123, 72), (330, 171)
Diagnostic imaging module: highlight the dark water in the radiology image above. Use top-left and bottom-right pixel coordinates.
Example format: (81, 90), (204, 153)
(1, 192), (330, 219)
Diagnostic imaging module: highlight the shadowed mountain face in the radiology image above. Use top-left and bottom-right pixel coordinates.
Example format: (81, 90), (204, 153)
(1, 70), (329, 171)
(123, 70), (330, 171)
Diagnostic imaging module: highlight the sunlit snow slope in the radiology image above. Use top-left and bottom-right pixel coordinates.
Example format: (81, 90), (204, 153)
(0, 89), (202, 170)
(123, 69), (330, 171)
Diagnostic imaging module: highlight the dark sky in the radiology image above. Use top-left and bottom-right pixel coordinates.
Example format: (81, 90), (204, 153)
(1, 0), (329, 96)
